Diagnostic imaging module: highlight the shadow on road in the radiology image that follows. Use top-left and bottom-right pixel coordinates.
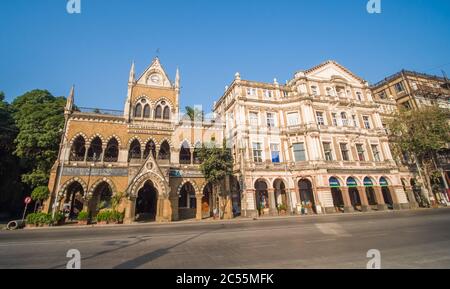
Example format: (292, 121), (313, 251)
(113, 225), (224, 269)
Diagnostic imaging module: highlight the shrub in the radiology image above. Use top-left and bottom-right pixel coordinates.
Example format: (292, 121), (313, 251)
(77, 211), (89, 221)
(26, 212), (53, 226)
(277, 204), (287, 211)
(95, 210), (124, 223)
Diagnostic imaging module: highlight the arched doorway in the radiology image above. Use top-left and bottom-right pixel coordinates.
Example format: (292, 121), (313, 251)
(298, 179), (316, 214)
(202, 182), (214, 219)
(364, 177), (378, 207)
(231, 176), (241, 217)
(329, 177), (344, 213)
(88, 181), (113, 220)
(380, 177), (393, 209)
(63, 182), (85, 220)
(135, 180), (158, 221)
(255, 179), (269, 216)
(346, 177), (361, 211)
(274, 178), (287, 214)
(178, 182), (196, 220)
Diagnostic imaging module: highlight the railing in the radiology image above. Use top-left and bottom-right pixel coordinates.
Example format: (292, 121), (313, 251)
(76, 107), (124, 116)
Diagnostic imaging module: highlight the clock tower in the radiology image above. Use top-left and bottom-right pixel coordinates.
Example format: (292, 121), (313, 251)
(124, 57), (180, 122)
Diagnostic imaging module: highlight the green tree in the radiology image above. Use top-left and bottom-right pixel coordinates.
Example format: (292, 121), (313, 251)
(198, 140), (233, 219)
(0, 91), (23, 217)
(185, 106), (204, 122)
(31, 186), (50, 212)
(388, 106), (450, 205)
(11, 90), (66, 188)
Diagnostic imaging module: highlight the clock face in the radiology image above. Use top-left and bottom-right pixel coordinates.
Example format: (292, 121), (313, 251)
(150, 74), (160, 84)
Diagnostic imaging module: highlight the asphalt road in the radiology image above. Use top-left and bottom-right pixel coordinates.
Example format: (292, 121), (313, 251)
(1, 208), (450, 269)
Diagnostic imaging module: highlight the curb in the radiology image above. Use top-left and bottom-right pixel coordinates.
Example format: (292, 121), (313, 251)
(10, 206), (450, 232)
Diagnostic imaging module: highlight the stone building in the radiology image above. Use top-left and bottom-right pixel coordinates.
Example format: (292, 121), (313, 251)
(214, 61), (415, 218)
(371, 70), (450, 205)
(44, 58), (235, 223)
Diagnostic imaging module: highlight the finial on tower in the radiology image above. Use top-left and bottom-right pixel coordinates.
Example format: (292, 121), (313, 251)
(235, 72), (241, 80)
(129, 61), (135, 83)
(65, 85), (75, 113)
(175, 67), (180, 89)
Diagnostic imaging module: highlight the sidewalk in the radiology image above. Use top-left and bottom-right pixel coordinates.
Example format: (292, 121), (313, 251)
(14, 206), (449, 231)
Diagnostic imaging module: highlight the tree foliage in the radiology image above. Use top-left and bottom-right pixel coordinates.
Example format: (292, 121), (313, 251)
(31, 186), (50, 202)
(388, 106), (450, 203)
(11, 90), (65, 187)
(198, 140), (233, 186)
(185, 106), (204, 121)
(388, 106), (450, 158)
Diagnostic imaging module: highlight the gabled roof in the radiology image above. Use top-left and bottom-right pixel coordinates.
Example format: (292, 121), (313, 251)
(136, 57), (173, 88)
(301, 60), (366, 84)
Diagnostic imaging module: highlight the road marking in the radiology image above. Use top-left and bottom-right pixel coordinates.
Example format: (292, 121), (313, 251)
(315, 223), (352, 237)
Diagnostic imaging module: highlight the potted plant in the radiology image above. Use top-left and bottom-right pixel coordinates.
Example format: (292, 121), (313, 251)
(277, 204), (287, 215)
(77, 211), (89, 225)
(96, 210), (110, 225)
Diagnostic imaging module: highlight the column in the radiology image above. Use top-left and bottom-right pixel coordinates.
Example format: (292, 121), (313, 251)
(101, 144), (107, 163)
(268, 188), (277, 215)
(357, 186), (371, 212)
(341, 187), (354, 213)
(124, 197), (135, 224)
(83, 144), (89, 162)
(374, 186), (388, 211)
(404, 185), (418, 209)
(195, 194), (202, 220)
(389, 185), (402, 210)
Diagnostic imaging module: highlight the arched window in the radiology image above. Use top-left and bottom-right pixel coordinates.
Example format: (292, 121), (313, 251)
(69, 136), (86, 161)
(143, 140), (156, 159)
(87, 137), (102, 162)
(134, 103), (142, 118)
(158, 141), (171, 160)
(155, 105), (162, 119)
(143, 104), (151, 118)
(341, 112), (348, 126)
(128, 139), (141, 161)
(179, 141), (191, 164)
(104, 138), (119, 162)
(163, 106), (170, 120)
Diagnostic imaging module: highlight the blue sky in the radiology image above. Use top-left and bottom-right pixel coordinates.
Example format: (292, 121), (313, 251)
(1, 0), (449, 112)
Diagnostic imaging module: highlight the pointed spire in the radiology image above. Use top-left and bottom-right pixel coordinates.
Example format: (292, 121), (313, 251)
(175, 67), (180, 89)
(65, 85), (75, 113)
(128, 61), (135, 83)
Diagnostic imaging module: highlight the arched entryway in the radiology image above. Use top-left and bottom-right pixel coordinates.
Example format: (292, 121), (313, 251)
(63, 181), (85, 220)
(255, 179), (269, 216)
(329, 177), (344, 213)
(364, 177), (378, 207)
(88, 181), (113, 220)
(178, 182), (196, 220)
(298, 179), (316, 214)
(202, 182), (214, 219)
(135, 180), (158, 221)
(346, 177), (361, 211)
(380, 177), (394, 209)
(274, 178), (288, 214)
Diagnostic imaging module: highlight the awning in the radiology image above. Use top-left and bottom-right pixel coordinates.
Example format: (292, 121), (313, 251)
(346, 178), (358, 188)
(363, 177), (374, 187)
(329, 177), (340, 188)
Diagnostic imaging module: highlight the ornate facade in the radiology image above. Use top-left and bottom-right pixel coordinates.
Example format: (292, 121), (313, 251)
(214, 61), (415, 218)
(371, 70), (450, 205)
(45, 59), (419, 223)
(44, 58), (234, 223)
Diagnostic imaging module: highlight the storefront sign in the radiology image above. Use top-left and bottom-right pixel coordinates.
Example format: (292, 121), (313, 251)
(62, 167), (128, 177)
